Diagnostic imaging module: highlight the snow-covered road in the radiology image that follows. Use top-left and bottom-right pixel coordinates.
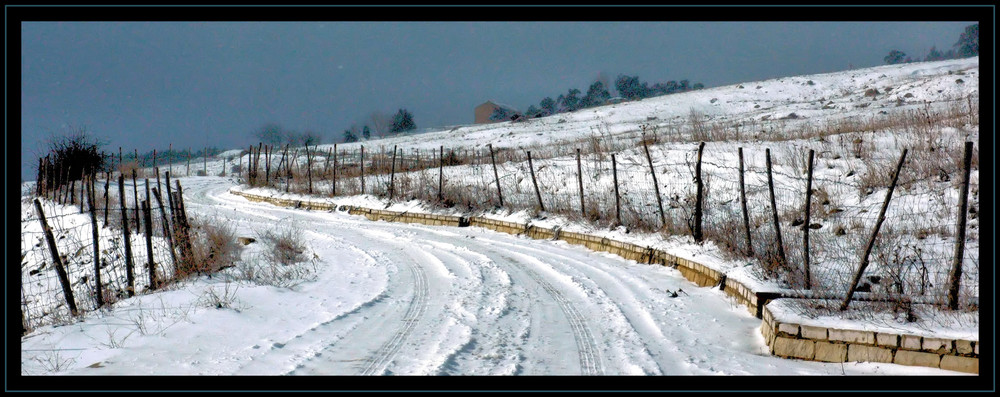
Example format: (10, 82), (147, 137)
(21, 177), (963, 376)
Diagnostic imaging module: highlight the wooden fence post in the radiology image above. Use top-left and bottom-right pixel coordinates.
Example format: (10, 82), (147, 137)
(265, 145), (271, 186)
(694, 142), (705, 243)
(33, 199), (78, 316)
(612, 153), (621, 226)
(527, 151), (545, 212)
(841, 149), (907, 310)
(389, 145), (397, 200)
(173, 180), (195, 276)
(577, 148), (585, 216)
(203, 147), (208, 176)
(131, 169), (140, 231)
(118, 174), (136, 297)
(187, 152), (191, 177)
(86, 176), (104, 308)
(803, 149), (815, 290)
(765, 148), (786, 268)
(361, 146), (366, 195)
(307, 144), (314, 194)
(332, 144), (338, 197)
(151, 187), (177, 271)
(947, 142), (974, 309)
(36, 157), (43, 197)
(103, 175), (110, 226)
(738, 148), (753, 256)
(142, 197), (157, 291)
(489, 144), (503, 207)
(643, 141), (666, 229)
(439, 146), (444, 202)
(325, 147), (332, 176)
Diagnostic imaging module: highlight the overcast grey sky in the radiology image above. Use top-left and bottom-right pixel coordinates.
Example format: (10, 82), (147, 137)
(20, 21), (976, 180)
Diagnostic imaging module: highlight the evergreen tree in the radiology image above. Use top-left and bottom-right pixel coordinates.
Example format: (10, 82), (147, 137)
(391, 108), (416, 133)
(924, 46), (946, 62)
(615, 74), (644, 100)
(954, 23), (978, 58)
(664, 80), (679, 94)
(525, 105), (542, 118)
(884, 50), (907, 65)
(539, 97), (556, 116)
(343, 128), (358, 143)
(582, 80), (611, 108)
(489, 106), (512, 121)
(560, 88), (582, 112)
(692, 82), (705, 90)
(362, 125), (371, 140)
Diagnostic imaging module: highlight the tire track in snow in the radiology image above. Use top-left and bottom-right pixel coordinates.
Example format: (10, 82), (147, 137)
(234, 244), (392, 375)
(360, 254), (429, 375)
(502, 252), (603, 375)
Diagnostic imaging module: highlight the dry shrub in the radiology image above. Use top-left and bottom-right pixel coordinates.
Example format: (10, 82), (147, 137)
(261, 226), (307, 267)
(117, 161), (140, 177)
(181, 217), (242, 279)
(232, 225), (316, 288)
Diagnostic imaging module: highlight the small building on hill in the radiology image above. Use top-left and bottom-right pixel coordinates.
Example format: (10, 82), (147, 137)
(474, 100), (521, 124)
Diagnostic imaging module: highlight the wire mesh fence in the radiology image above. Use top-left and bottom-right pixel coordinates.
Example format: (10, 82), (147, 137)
(231, 126), (979, 317)
(21, 176), (192, 333)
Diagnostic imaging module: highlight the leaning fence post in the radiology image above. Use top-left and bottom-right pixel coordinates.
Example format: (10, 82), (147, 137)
(265, 145), (271, 186)
(841, 148), (908, 311)
(103, 174), (110, 226)
(86, 177), (104, 308)
(947, 142), (974, 310)
(694, 142), (705, 243)
(173, 180), (195, 276)
(577, 148), (585, 216)
(803, 149), (815, 290)
(765, 148), (786, 268)
(33, 199), (79, 316)
(738, 148), (753, 256)
(131, 169), (140, 231)
(612, 153), (621, 226)
(142, 197), (157, 291)
(488, 144), (504, 207)
(643, 140), (666, 229)
(118, 174), (136, 297)
(151, 187), (177, 272)
(527, 151), (545, 212)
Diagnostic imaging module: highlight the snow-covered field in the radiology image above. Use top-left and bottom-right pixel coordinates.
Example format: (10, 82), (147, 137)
(19, 57), (980, 382)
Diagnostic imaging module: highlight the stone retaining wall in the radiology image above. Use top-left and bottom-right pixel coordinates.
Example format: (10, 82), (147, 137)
(228, 188), (979, 374)
(761, 305), (978, 374)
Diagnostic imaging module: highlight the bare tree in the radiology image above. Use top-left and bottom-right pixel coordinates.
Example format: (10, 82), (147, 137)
(368, 111), (393, 139)
(255, 123), (284, 146)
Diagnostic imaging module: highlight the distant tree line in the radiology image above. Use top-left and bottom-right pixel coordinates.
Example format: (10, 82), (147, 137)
(517, 74), (704, 121)
(883, 23), (978, 65)
(342, 108), (416, 143)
